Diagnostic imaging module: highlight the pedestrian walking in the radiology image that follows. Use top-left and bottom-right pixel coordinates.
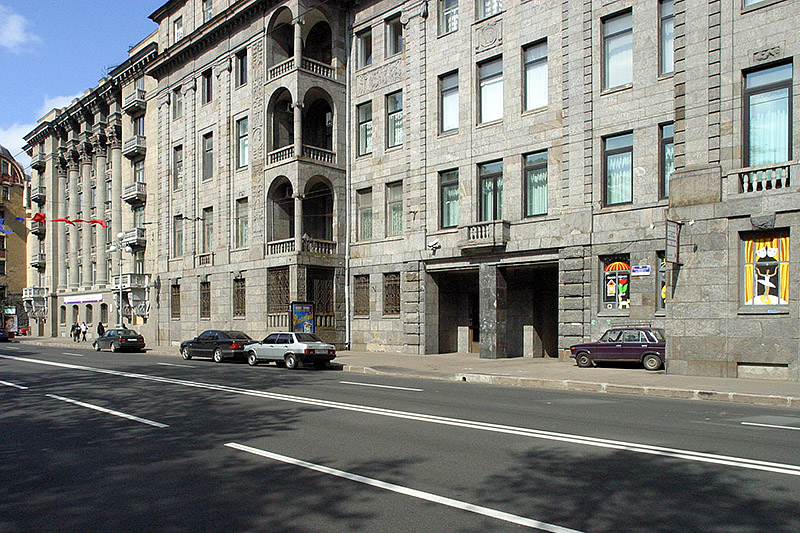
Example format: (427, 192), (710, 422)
(97, 322), (105, 337)
(71, 322), (80, 342)
(80, 322), (88, 342)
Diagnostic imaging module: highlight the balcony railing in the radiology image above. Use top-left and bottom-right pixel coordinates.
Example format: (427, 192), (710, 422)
(121, 227), (146, 248)
(268, 146), (294, 165)
(31, 186), (46, 204)
(30, 152), (45, 171)
(122, 182), (147, 204)
(268, 58), (294, 80)
(736, 162), (792, 193)
(122, 88), (147, 114)
(302, 145), (336, 164)
(23, 286), (49, 299)
(303, 238), (336, 255)
(458, 220), (511, 252)
(111, 273), (150, 290)
(31, 253), (46, 269)
(301, 57), (335, 80)
(196, 252), (214, 267)
(268, 238), (295, 255)
(122, 135), (146, 159)
(31, 220), (46, 237)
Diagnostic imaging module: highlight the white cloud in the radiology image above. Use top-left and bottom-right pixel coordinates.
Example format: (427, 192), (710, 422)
(0, 122), (35, 171)
(0, 5), (41, 52)
(37, 93), (84, 118)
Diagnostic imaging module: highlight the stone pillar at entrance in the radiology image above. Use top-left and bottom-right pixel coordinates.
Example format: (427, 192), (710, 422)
(479, 263), (507, 359)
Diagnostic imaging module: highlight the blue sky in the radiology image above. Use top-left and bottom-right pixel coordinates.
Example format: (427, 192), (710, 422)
(0, 1), (162, 171)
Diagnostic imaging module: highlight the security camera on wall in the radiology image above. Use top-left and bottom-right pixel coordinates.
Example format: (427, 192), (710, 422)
(427, 239), (440, 250)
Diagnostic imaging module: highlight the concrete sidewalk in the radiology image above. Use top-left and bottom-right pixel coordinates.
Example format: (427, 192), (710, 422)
(13, 336), (800, 409)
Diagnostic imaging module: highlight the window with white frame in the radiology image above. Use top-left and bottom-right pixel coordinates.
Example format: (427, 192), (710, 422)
(478, 57), (503, 123)
(173, 145), (183, 190)
(744, 62), (792, 167)
(440, 169), (459, 228)
(133, 159), (145, 184)
(524, 151), (547, 216)
(660, 123), (674, 198)
(604, 132), (633, 206)
(659, 0), (674, 75)
(603, 11), (633, 90)
(202, 0), (213, 23)
(440, 72), (459, 132)
(386, 16), (403, 56)
(523, 41), (548, 111)
(202, 206), (213, 253)
(440, 0), (459, 34)
(357, 29), (372, 68)
(478, 0), (502, 20)
(386, 181), (403, 236)
(479, 160), (503, 221)
(173, 88), (183, 119)
(386, 91), (403, 148)
(236, 117), (249, 168)
(357, 188), (373, 240)
(357, 101), (373, 156)
(174, 17), (183, 42)
(742, 231), (790, 306)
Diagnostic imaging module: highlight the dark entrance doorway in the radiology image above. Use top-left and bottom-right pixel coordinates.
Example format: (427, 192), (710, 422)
(505, 265), (558, 357)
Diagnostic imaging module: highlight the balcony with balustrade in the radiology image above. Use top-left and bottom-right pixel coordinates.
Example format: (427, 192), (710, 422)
(120, 227), (146, 248)
(31, 220), (46, 237)
(122, 182), (147, 205)
(122, 136), (146, 159)
(122, 89), (147, 115)
(31, 252), (46, 269)
(111, 273), (150, 290)
(458, 220), (511, 252)
(31, 186), (46, 204)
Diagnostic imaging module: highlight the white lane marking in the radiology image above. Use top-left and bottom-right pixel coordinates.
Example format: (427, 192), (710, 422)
(157, 362), (195, 368)
(62, 352), (84, 357)
(226, 443), (581, 532)
(742, 422), (800, 432)
(0, 379), (28, 390)
(4, 355), (800, 477)
(340, 380), (423, 392)
(46, 394), (168, 428)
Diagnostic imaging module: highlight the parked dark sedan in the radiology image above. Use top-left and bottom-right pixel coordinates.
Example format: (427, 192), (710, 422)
(569, 327), (665, 371)
(180, 330), (253, 362)
(93, 329), (145, 352)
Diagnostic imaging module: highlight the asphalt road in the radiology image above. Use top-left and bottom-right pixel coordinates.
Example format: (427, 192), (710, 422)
(2, 343), (799, 532)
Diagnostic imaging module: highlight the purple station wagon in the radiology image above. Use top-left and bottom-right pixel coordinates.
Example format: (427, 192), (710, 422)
(569, 327), (665, 371)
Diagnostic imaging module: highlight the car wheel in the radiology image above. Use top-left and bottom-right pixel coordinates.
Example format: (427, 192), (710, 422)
(181, 347), (192, 360)
(575, 352), (593, 368)
(213, 348), (223, 363)
(94, 343), (101, 352)
(111, 343), (119, 353)
(313, 361), (327, 370)
(247, 352), (258, 367)
(285, 353), (299, 370)
(643, 354), (663, 371)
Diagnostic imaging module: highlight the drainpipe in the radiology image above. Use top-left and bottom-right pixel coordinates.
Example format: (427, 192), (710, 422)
(344, 11), (352, 349)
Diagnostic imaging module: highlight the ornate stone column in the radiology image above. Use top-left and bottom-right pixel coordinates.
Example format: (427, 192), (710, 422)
(80, 141), (93, 289)
(94, 135), (108, 286)
(108, 121), (123, 273)
(293, 101), (303, 159)
(56, 155), (68, 292)
(293, 18), (304, 69)
(68, 150), (80, 290)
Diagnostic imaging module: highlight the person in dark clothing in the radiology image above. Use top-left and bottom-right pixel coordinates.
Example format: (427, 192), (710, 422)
(97, 322), (105, 337)
(71, 322), (80, 342)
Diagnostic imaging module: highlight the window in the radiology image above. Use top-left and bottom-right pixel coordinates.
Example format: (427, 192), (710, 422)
(439, 0), (459, 34)
(354, 275), (370, 316)
(478, 0), (502, 19)
(602, 255), (631, 310)
(386, 91), (404, 148)
(236, 117), (249, 168)
(173, 215), (183, 257)
(386, 181), (403, 236)
(660, 123), (674, 199)
(133, 115), (145, 136)
(440, 169), (459, 228)
(659, 0), (674, 75)
(657, 252), (667, 311)
(523, 41), (548, 111)
(357, 102), (373, 156)
(174, 17), (183, 42)
(173, 89), (183, 119)
(524, 151), (547, 216)
(233, 277), (246, 317)
(479, 57), (503, 123)
(603, 11), (633, 90)
(133, 159), (145, 183)
(235, 198), (249, 248)
(357, 188), (373, 240)
(743, 231), (789, 306)
(171, 283), (181, 318)
(384, 272), (401, 315)
(202, 69), (213, 104)
(202, 132), (214, 180)
(479, 160), (503, 221)
(440, 72), (459, 132)
(101, 303), (108, 324)
(202, 207), (213, 253)
(235, 49), (248, 87)
(604, 132), (633, 205)
(386, 16), (403, 56)
(60, 305), (66, 325)
(133, 205), (145, 229)
(200, 281), (211, 318)
(202, 0), (213, 22)
(357, 29), (372, 68)
(744, 63), (792, 167)
(173, 145), (184, 190)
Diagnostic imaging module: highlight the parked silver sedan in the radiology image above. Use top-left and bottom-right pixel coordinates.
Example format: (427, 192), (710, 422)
(244, 332), (336, 369)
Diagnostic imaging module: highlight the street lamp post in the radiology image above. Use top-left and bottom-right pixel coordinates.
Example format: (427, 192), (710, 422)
(109, 232), (132, 328)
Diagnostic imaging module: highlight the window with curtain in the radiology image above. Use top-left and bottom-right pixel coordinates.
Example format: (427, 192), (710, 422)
(236, 117), (249, 168)
(660, 123), (674, 198)
(386, 91), (404, 148)
(358, 188), (373, 240)
(603, 11), (633, 89)
(659, 0), (674, 75)
(602, 255), (631, 310)
(357, 101), (373, 156)
(604, 132), (633, 205)
(744, 63), (792, 167)
(202, 207), (213, 253)
(524, 41), (548, 111)
(235, 198), (249, 248)
(478, 0), (502, 19)
(440, 169), (459, 228)
(479, 160), (503, 221)
(479, 57), (503, 123)
(440, 72), (459, 132)
(173, 145), (183, 190)
(386, 181), (403, 236)
(742, 231), (789, 306)
(439, 0), (458, 34)
(524, 151), (547, 216)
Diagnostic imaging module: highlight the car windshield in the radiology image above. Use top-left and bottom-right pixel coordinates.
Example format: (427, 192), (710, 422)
(295, 333), (323, 343)
(225, 331), (253, 340)
(650, 328), (666, 342)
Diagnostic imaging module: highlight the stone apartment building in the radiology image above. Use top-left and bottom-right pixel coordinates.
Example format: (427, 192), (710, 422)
(0, 146), (28, 310)
(23, 0), (800, 381)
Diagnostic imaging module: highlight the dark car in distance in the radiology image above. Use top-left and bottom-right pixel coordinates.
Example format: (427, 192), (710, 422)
(93, 329), (145, 352)
(180, 330), (254, 363)
(570, 327), (665, 371)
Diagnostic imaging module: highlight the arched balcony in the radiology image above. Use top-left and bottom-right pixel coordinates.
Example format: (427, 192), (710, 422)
(267, 8), (336, 81)
(268, 178), (295, 254)
(302, 179), (334, 254)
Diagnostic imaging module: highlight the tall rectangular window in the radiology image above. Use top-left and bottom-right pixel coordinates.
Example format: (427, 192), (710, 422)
(174, 17), (183, 42)
(440, 0), (459, 34)
(659, 0), (674, 75)
(202, 0), (213, 22)
(384, 272), (401, 315)
(478, 0), (502, 20)
(386, 91), (404, 148)
(173, 88), (183, 119)
(235, 198), (249, 248)
(133, 159), (145, 184)
(202, 69), (213, 104)
(744, 63), (792, 167)
(235, 49), (248, 87)
(603, 11), (633, 90)
(742, 231), (789, 306)
(354, 275), (370, 316)
(479, 57), (503, 123)
(657, 252), (667, 311)
(357, 102), (373, 156)
(357, 188), (373, 241)
(440, 72), (459, 132)
(660, 123), (674, 199)
(173, 215), (183, 257)
(202, 132), (214, 180)
(171, 283), (181, 319)
(133, 115), (145, 136)
(604, 132), (633, 206)
(233, 277), (246, 317)
(479, 160), (503, 221)
(386, 181), (403, 236)
(386, 16), (403, 56)
(202, 207), (213, 253)
(236, 117), (249, 168)
(602, 255), (631, 310)
(173, 145), (183, 190)
(524, 151), (548, 216)
(440, 169), (459, 228)
(357, 29), (372, 68)
(524, 41), (548, 111)
(200, 281), (211, 318)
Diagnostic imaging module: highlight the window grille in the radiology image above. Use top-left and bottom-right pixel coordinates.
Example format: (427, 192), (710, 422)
(233, 277), (246, 317)
(200, 281), (211, 318)
(384, 272), (400, 315)
(268, 267), (289, 313)
(354, 275), (370, 315)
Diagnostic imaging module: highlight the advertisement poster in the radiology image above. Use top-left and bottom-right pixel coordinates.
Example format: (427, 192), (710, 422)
(290, 301), (315, 333)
